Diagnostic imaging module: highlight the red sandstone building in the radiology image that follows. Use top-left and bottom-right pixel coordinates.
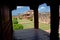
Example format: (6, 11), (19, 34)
(22, 10), (34, 20)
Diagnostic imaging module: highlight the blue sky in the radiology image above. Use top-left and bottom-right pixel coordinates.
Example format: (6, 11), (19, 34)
(12, 3), (50, 16)
(38, 3), (50, 13)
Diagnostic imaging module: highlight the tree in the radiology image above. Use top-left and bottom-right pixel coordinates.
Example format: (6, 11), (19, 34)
(12, 18), (18, 24)
(13, 24), (23, 30)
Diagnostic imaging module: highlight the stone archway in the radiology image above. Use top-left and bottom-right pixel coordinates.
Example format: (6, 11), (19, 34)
(0, 0), (59, 40)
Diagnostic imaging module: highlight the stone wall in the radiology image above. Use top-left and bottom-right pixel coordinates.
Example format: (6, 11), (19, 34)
(39, 13), (50, 24)
(12, 10), (50, 24)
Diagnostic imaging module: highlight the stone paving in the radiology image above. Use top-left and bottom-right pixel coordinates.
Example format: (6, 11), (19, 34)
(13, 29), (50, 40)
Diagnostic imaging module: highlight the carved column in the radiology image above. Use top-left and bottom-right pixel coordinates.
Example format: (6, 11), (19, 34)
(30, 5), (39, 29)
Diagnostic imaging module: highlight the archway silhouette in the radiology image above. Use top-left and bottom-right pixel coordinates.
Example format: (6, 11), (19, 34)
(0, 0), (59, 40)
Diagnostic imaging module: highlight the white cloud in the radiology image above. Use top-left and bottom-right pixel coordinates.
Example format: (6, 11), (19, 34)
(17, 6), (24, 8)
(40, 6), (45, 9)
(41, 7), (45, 9)
(38, 6), (45, 11)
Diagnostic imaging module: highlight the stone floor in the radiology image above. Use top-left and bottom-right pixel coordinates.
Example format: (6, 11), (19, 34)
(13, 29), (50, 40)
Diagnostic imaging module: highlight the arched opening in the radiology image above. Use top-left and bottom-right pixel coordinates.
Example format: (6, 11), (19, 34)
(0, 0), (59, 40)
(12, 6), (34, 30)
(38, 2), (51, 36)
(11, 5), (50, 40)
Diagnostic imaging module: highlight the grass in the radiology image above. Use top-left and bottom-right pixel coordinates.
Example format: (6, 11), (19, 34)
(17, 19), (50, 30)
(13, 24), (23, 30)
(39, 23), (50, 30)
(59, 33), (60, 37)
(22, 23), (34, 29)
(18, 19), (34, 29)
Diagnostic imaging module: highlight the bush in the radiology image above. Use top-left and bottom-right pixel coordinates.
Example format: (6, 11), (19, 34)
(19, 17), (22, 20)
(13, 24), (23, 30)
(12, 18), (18, 24)
(29, 18), (33, 21)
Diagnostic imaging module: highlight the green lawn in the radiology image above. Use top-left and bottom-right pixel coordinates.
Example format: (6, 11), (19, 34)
(18, 19), (34, 29)
(59, 33), (60, 37)
(17, 19), (50, 30)
(39, 23), (50, 30)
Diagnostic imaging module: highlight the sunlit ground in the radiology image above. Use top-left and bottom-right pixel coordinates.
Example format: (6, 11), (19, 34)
(13, 19), (50, 30)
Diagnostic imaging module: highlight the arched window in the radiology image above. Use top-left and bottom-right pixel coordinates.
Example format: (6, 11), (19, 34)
(38, 3), (51, 38)
(12, 6), (34, 31)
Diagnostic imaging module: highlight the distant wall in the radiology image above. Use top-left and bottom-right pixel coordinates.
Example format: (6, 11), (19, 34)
(39, 13), (50, 24)
(12, 10), (50, 24)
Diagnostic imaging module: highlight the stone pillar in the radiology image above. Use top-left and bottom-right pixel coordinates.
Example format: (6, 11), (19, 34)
(50, 2), (59, 40)
(30, 5), (39, 29)
(0, 6), (13, 40)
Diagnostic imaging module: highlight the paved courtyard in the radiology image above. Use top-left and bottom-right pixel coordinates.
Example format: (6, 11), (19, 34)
(13, 29), (50, 40)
